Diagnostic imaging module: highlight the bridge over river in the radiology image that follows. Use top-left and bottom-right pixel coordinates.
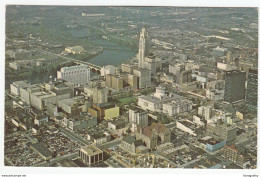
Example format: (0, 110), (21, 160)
(40, 50), (102, 73)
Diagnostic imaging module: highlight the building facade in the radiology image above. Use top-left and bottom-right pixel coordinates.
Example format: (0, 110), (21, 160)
(139, 123), (171, 149)
(133, 69), (151, 89)
(162, 99), (193, 117)
(93, 87), (108, 104)
(222, 145), (244, 167)
(129, 108), (148, 132)
(79, 145), (103, 167)
(224, 70), (246, 103)
(138, 27), (149, 69)
(245, 68), (257, 113)
(57, 65), (90, 85)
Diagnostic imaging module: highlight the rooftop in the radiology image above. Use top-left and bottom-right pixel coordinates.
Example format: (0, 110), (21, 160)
(80, 145), (103, 156)
(123, 134), (143, 146)
(12, 80), (30, 87)
(142, 122), (168, 137)
(31, 142), (53, 158)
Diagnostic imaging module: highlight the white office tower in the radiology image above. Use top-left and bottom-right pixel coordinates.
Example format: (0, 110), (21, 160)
(129, 108), (148, 132)
(57, 65), (90, 85)
(138, 27), (149, 69)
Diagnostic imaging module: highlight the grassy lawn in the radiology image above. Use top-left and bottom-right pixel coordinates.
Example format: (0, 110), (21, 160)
(117, 97), (137, 105)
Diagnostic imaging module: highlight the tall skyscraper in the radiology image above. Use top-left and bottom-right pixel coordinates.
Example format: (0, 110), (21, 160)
(224, 70), (246, 103)
(57, 65), (90, 85)
(138, 27), (149, 69)
(135, 27), (153, 88)
(245, 68), (258, 113)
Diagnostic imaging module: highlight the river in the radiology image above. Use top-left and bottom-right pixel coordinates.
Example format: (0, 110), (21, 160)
(5, 38), (137, 89)
(86, 39), (136, 66)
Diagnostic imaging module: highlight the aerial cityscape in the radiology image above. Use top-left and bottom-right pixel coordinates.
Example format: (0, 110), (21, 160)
(4, 6), (258, 169)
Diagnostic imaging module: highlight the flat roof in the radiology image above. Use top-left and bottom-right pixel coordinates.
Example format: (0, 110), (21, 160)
(139, 95), (174, 103)
(31, 143), (53, 158)
(61, 65), (88, 71)
(80, 145), (103, 156)
(12, 80), (30, 87)
(178, 120), (195, 128)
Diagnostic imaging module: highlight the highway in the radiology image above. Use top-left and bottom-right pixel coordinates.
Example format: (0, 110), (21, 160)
(22, 131), (38, 143)
(98, 139), (121, 149)
(33, 152), (78, 167)
(59, 127), (89, 146)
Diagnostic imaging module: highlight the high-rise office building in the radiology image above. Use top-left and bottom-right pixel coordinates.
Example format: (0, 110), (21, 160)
(57, 65), (90, 85)
(138, 27), (149, 69)
(245, 68), (258, 113)
(93, 87), (108, 104)
(129, 108), (148, 132)
(224, 70), (246, 103)
(134, 27), (153, 88)
(133, 69), (151, 89)
(137, 28), (157, 74)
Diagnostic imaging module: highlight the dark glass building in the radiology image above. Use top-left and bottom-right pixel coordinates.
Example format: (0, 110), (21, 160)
(224, 70), (246, 103)
(245, 68), (258, 113)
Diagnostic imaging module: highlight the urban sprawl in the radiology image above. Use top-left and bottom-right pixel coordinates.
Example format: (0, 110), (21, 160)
(4, 6), (258, 169)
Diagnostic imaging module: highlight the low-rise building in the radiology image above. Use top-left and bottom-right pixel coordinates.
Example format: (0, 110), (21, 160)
(138, 86), (175, 112)
(193, 115), (206, 127)
(30, 143), (53, 161)
(108, 119), (126, 130)
(86, 131), (111, 146)
(104, 106), (120, 120)
(176, 119), (197, 136)
(100, 65), (116, 77)
(20, 81), (74, 110)
(139, 122), (171, 149)
(162, 98), (192, 117)
(222, 145), (244, 167)
(212, 46), (227, 57)
(34, 116), (48, 126)
(198, 106), (212, 120)
(64, 114), (97, 131)
(106, 73), (138, 91)
(206, 89), (224, 101)
(121, 134), (143, 153)
(88, 103), (119, 121)
(206, 119), (237, 146)
(157, 143), (189, 157)
(10, 80), (30, 96)
(65, 46), (84, 54)
(79, 145), (103, 166)
(58, 96), (88, 114)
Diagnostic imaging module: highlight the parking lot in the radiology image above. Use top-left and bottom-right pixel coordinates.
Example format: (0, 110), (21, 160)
(5, 132), (43, 166)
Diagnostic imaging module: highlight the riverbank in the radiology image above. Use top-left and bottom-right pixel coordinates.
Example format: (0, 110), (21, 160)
(5, 61), (75, 89)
